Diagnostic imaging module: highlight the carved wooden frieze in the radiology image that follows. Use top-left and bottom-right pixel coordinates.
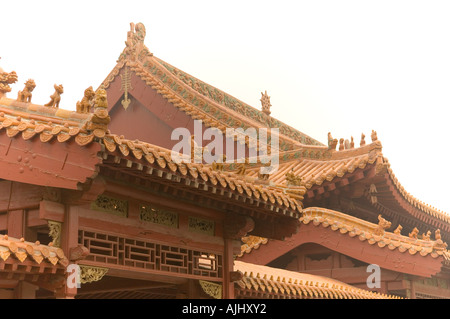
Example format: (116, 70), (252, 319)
(199, 280), (222, 299)
(79, 265), (108, 284)
(48, 220), (62, 248)
(140, 205), (178, 228)
(91, 194), (128, 217)
(188, 217), (215, 236)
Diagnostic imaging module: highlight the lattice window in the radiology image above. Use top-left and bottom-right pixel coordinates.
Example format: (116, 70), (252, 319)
(188, 217), (215, 236)
(78, 229), (222, 279)
(139, 205), (178, 228)
(91, 195), (128, 217)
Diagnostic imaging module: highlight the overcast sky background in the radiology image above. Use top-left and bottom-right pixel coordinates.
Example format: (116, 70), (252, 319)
(2, 0), (450, 215)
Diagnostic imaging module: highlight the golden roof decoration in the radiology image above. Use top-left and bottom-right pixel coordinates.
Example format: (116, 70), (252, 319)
(260, 90), (271, 116)
(103, 22), (323, 149)
(285, 168), (303, 186)
(44, 84), (64, 108)
(17, 79), (36, 103)
(120, 22), (152, 62)
(84, 86), (110, 138)
(0, 93), (303, 217)
(327, 132), (338, 151)
(76, 86), (95, 114)
(360, 133), (366, 146)
(371, 130), (378, 142)
(0, 68), (18, 96)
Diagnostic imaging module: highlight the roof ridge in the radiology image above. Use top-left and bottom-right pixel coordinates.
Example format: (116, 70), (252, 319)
(301, 207), (448, 257)
(382, 157), (450, 222)
(102, 22), (323, 151)
(0, 96), (90, 127)
(154, 56), (323, 147)
(239, 206), (449, 259)
(101, 132), (306, 212)
(234, 260), (402, 299)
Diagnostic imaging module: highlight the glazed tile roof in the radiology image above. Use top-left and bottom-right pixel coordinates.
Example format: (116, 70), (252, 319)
(101, 23), (323, 152)
(240, 236), (268, 256)
(2, 21), (448, 236)
(242, 141), (382, 189)
(101, 133), (305, 215)
(238, 139), (450, 228)
(0, 95), (305, 218)
(239, 207), (449, 260)
(234, 260), (401, 299)
(0, 235), (69, 267)
(0, 97), (94, 146)
(300, 207), (449, 258)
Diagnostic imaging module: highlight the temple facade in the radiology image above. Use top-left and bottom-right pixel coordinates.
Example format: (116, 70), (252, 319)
(0, 22), (447, 299)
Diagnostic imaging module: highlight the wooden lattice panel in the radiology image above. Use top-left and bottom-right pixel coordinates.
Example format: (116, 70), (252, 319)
(78, 230), (223, 278)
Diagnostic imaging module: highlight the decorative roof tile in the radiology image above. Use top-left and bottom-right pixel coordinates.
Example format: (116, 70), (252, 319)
(241, 139), (450, 227)
(101, 132), (306, 214)
(101, 22), (323, 151)
(0, 235), (68, 267)
(1, 93), (306, 218)
(239, 207), (449, 259)
(300, 207), (448, 258)
(234, 261), (401, 299)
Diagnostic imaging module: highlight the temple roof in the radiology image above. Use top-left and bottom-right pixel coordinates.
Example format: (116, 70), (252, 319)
(101, 22), (323, 152)
(0, 97), (92, 144)
(100, 132), (305, 215)
(240, 207), (449, 259)
(234, 260), (401, 299)
(96, 22), (450, 235)
(238, 207), (450, 277)
(0, 90), (305, 239)
(235, 137), (450, 234)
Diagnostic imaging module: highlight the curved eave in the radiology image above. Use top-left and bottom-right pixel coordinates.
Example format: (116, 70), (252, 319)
(242, 140), (450, 234)
(242, 141), (383, 194)
(99, 134), (304, 219)
(0, 235), (68, 290)
(0, 98), (102, 190)
(239, 207), (447, 278)
(153, 56), (323, 147)
(384, 161), (450, 224)
(234, 260), (401, 299)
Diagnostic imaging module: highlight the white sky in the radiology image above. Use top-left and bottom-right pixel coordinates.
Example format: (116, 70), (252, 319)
(2, 0), (450, 215)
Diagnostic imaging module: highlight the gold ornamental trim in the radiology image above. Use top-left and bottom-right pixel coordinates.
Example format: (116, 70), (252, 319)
(79, 265), (109, 284)
(199, 280), (222, 299)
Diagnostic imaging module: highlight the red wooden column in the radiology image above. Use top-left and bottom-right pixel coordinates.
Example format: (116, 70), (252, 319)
(223, 238), (235, 299)
(409, 280), (416, 299)
(7, 209), (24, 238)
(223, 214), (255, 299)
(55, 204), (79, 299)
